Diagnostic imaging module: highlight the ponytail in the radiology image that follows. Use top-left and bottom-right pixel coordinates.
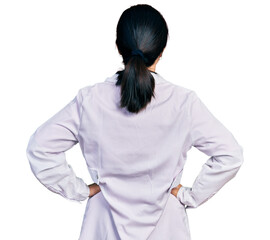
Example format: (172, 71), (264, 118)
(116, 49), (155, 114)
(115, 4), (169, 114)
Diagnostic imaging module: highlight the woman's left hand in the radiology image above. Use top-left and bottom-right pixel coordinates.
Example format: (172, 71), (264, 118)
(88, 183), (101, 197)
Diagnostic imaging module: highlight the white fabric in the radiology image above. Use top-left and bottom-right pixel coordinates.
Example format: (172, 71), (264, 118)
(26, 72), (244, 239)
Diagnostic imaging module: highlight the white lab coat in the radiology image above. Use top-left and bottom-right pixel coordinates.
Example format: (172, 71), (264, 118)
(26, 72), (244, 240)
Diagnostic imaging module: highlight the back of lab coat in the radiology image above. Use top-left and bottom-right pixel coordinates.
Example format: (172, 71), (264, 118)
(26, 72), (244, 240)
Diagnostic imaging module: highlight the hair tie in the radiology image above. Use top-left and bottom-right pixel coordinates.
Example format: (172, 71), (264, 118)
(131, 49), (145, 61)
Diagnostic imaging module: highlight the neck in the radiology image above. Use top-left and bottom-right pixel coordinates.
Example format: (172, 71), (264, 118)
(147, 56), (160, 72)
(148, 66), (156, 72)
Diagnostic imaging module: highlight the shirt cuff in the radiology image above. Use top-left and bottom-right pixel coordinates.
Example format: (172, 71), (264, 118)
(176, 186), (192, 207)
(176, 186), (185, 203)
(81, 182), (90, 200)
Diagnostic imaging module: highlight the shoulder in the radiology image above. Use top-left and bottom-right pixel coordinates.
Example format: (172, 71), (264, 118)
(75, 77), (117, 105)
(77, 81), (104, 99)
(160, 75), (197, 103)
(156, 74), (199, 113)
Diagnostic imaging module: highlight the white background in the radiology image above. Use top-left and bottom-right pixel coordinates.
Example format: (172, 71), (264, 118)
(0, 0), (269, 239)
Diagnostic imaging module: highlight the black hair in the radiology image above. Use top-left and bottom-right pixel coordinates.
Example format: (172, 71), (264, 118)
(115, 4), (169, 114)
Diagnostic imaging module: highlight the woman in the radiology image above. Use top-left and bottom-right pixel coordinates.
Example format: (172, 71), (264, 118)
(26, 4), (244, 240)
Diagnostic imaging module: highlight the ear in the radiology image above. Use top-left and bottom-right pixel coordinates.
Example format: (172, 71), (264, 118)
(159, 48), (165, 58)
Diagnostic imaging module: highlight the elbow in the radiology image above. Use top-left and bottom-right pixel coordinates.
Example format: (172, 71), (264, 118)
(26, 134), (40, 177)
(236, 144), (244, 168)
(228, 144), (244, 176)
(26, 144), (37, 176)
(26, 137), (33, 168)
(229, 142), (244, 169)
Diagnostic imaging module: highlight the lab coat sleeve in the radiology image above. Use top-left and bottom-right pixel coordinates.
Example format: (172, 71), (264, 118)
(177, 91), (244, 209)
(26, 88), (90, 203)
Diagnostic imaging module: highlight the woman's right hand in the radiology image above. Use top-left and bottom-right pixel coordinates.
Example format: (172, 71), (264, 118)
(170, 183), (182, 198)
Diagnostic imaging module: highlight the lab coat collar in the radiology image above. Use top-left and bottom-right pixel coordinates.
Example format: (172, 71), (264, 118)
(105, 71), (166, 84)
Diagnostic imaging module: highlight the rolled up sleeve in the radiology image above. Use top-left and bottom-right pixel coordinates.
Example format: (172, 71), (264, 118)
(177, 91), (244, 209)
(26, 88), (90, 203)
